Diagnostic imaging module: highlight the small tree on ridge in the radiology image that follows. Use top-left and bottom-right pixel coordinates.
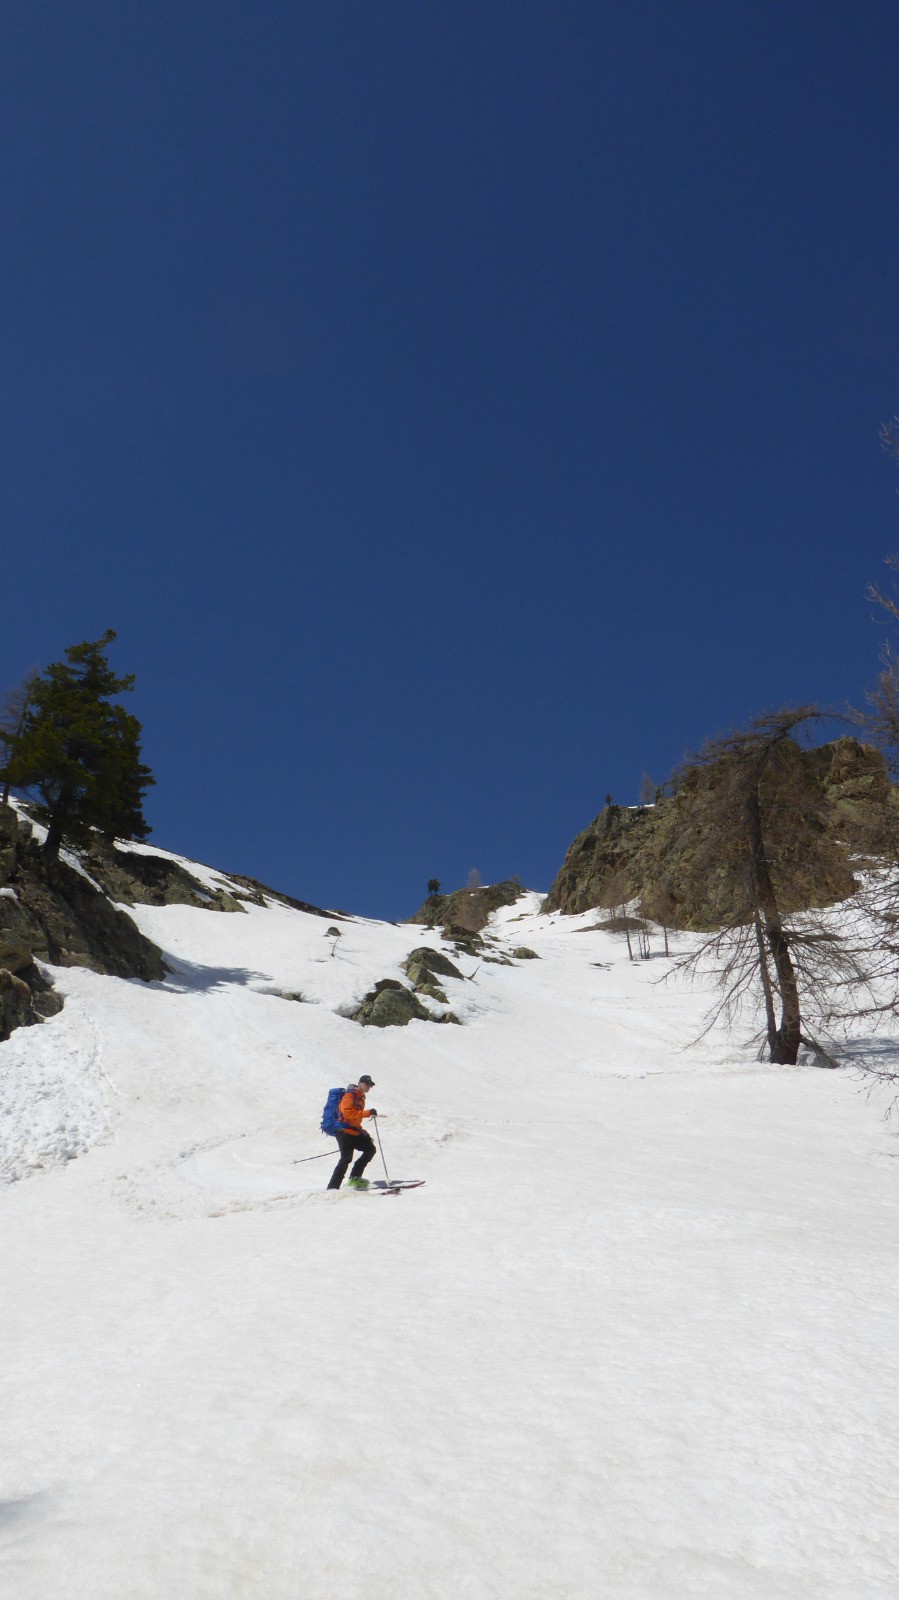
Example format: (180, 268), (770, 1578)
(2, 631), (154, 859)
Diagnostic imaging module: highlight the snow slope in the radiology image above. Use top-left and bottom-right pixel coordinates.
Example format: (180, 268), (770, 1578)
(1, 852), (898, 1600)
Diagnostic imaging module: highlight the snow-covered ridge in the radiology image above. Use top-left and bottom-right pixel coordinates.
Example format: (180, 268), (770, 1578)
(111, 834), (262, 900)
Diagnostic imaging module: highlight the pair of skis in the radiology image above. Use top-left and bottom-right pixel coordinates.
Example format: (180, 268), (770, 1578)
(359, 1178), (425, 1196)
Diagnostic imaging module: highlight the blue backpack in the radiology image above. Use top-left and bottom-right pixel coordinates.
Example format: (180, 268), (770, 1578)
(321, 1086), (346, 1136)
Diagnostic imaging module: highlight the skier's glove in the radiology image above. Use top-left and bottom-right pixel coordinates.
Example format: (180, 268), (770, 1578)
(369, 1108), (378, 1117)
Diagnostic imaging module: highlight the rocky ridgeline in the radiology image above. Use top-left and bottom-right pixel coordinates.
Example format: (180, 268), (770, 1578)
(8, 736), (881, 1046)
(0, 802), (335, 1042)
(0, 799), (538, 1044)
(81, 837), (336, 921)
(542, 736), (896, 926)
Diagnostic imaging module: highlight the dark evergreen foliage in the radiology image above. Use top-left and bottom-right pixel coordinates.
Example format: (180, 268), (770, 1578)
(1, 631), (154, 859)
(0, 667), (41, 806)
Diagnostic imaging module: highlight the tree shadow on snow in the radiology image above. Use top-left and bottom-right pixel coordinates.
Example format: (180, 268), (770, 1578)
(839, 1035), (899, 1070)
(148, 959), (272, 995)
(0, 1491), (55, 1532)
(837, 1035), (899, 1127)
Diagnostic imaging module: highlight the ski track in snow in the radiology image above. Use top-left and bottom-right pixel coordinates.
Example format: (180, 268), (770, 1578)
(2, 877), (899, 1598)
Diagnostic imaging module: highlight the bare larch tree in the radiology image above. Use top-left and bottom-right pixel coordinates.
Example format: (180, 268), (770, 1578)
(662, 708), (872, 1065)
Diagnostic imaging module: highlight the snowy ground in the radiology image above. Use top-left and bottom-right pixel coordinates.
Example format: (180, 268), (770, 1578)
(2, 854), (899, 1599)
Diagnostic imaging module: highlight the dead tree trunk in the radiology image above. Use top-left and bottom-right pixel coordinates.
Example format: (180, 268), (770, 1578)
(746, 782), (801, 1063)
(753, 910), (779, 1059)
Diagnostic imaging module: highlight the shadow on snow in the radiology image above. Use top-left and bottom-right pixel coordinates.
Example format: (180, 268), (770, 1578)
(146, 958), (272, 995)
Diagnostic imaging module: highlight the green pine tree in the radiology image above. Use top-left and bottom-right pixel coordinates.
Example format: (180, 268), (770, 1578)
(2, 630), (154, 859)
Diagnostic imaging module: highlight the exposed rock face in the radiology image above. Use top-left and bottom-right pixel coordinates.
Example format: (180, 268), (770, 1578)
(353, 979), (432, 1027)
(0, 803), (168, 1039)
(801, 736), (894, 848)
(416, 981), (449, 1002)
(441, 925), (484, 956)
(0, 895), (36, 973)
(0, 967), (38, 1041)
(410, 879), (523, 933)
(402, 947), (463, 985)
(0, 804), (18, 879)
(401, 946), (464, 1005)
(353, 977), (460, 1027)
(0, 920), (65, 1038)
(13, 855), (167, 980)
(542, 804), (653, 918)
(81, 841), (338, 920)
(543, 737), (897, 927)
(83, 841), (247, 912)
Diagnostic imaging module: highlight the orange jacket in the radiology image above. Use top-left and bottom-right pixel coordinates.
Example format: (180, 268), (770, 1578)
(338, 1089), (373, 1134)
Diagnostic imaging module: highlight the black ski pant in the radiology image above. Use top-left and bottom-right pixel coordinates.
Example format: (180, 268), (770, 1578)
(328, 1129), (376, 1189)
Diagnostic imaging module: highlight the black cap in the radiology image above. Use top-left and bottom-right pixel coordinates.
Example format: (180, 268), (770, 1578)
(358, 1074), (375, 1087)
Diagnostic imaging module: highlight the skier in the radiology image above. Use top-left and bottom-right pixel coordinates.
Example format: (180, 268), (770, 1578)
(327, 1075), (379, 1190)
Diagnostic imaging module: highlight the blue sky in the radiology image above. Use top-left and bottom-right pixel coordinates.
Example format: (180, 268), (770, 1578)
(3, 2), (899, 918)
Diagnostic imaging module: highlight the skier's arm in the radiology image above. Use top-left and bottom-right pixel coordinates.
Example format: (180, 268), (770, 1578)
(337, 1092), (359, 1131)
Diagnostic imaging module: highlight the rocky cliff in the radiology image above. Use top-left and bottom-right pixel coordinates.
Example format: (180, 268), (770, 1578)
(0, 803), (167, 1040)
(409, 878), (524, 934)
(543, 736), (896, 927)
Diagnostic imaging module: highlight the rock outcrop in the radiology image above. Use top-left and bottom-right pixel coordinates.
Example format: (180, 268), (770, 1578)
(409, 878), (524, 934)
(542, 804), (654, 919)
(401, 946), (464, 1004)
(0, 803), (167, 1039)
(0, 943), (62, 1038)
(81, 841), (338, 919)
(543, 737), (897, 927)
(353, 977), (460, 1027)
(83, 840), (248, 913)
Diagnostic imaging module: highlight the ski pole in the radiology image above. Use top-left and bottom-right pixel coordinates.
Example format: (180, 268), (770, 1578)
(291, 1151), (332, 1165)
(372, 1115), (391, 1185)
